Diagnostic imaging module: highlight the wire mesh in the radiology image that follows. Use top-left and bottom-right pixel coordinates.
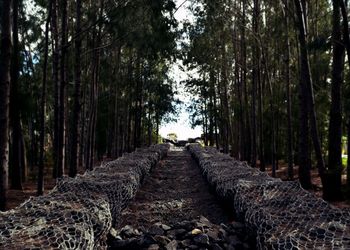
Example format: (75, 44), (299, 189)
(0, 144), (169, 250)
(188, 144), (350, 250)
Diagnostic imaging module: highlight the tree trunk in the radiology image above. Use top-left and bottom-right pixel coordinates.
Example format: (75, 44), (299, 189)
(324, 0), (344, 201)
(0, 0), (12, 211)
(38, 0), (52, 195)
(339, 0), (350, 187)
(241, 0), (251, 161)
(294, 0), (312, 189)
(283, 3), (294, 180)
(10, 0), (23, 190)
(69, 0), (82, 178)
(251, 0), (259, 169)
(85, 0), (103, 170)
(57, 0), (67, 177)
(51, 0), (59, 178)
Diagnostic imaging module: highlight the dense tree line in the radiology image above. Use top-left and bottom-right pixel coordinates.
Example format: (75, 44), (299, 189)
(183, 0), (350, 200)
(0, 0), (178, 210)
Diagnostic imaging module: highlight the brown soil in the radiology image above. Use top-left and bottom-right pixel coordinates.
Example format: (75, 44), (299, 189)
(120, 148), (231, 229)
(5, 164), (88, 211)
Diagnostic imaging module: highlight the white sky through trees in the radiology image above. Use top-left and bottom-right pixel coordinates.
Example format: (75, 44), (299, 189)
(159, 0), (202, 140)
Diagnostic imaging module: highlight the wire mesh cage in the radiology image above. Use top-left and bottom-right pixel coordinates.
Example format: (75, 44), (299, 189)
(188, 144), (350, 250)
(0, 144), (170, 250)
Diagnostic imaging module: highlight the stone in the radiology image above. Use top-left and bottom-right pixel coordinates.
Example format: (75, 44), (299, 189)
(175, 220), (192, 230)
(134, 229), (142, 236)
(155, 223), (171, 231)
(154, 235), (171, 246)
(191, 229), (203, 235)
(120, 225), (135, 238)
(148, 244), (160, 250)
(149, 225), (165, 236)
(165, 240), (178, 250)
(140, 234), (157, 246)
(175, 228), (187, 237)
(193, 234), (210, 246)
(109, 227), (119, 238)
(199, 216), (211, 226)
(180, 239), (192, 247)
(207, 229), (219, 241)
(166, 230), (176, 240)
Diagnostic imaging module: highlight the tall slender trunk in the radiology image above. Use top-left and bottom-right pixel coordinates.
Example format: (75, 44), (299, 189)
(10, 0), (23, 190)
(0, 0), (12, 211)
(283, 4), (294, 180)
(134, 55), (143, 149)
(324, 0), (344, 201)
(221, 36), (231, 154)
(261, 48), (277, 177)
(294, 0), (312, 189)
(38, 0), (52, 195)
(85, 0), (103, 170)
(242, 0), (251, 161)
(51, 0), (59, 178)
(69, 0), (82, 177)
(58, 0), (67, 177)
(251, 0), (259, 168)
(303, 13), (326, 179)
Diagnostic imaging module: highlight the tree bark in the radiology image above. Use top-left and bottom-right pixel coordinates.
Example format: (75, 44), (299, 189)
(51, 0), (59, 178)
(38, 0), (52, 195)
(241, 0), (251, 161)
(0, 0), (12, 211)
(324, 0), (344, 201)
(69, 0), (82, 178)
(283, 3), (294, 180)
(85, 0), (103, 170)
(294, 0), (312, 189)
(251, 0), (260, 169)
(339, 0), (350, 187)
(10, 0), (24, 190)
(57, 0), (67, 177)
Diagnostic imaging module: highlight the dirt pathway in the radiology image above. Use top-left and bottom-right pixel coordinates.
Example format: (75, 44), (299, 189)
(121, 148), (230, 229)
(110, 148), (253, 249)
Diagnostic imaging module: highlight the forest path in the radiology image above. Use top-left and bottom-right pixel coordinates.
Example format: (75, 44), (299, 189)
(120, 148), (230, 229)
(111, 148), (253, 249)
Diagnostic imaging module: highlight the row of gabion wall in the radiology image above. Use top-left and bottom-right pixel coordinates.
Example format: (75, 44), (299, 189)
(0, 144), (169, 250)
(188, 144), (350, 250)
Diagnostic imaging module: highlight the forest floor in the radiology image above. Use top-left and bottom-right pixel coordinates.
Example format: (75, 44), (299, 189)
(5, 163), (87, 211)
(265, 163), (350, 208)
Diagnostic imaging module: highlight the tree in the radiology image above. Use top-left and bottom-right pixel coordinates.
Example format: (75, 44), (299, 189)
(324, 0), (345, 200)
(69, 0), (82, 178)
(0, 0), (12, 210)
(57, 0), (68, 177)
(294, 0), (320, 189)
(38, 0), (52, 196)
(282, 1), (294, 180)
(10, 0), (24, 190)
